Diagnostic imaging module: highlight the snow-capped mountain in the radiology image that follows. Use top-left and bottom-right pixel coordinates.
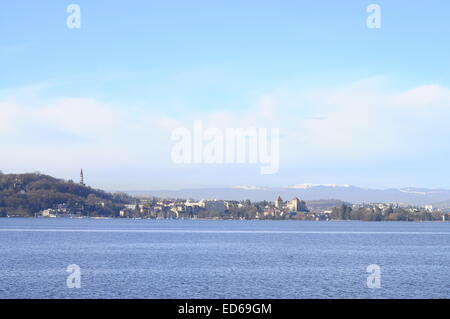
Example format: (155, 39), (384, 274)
(127, 185), (450, 205)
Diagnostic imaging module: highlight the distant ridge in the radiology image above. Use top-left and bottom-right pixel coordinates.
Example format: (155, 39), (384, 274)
(126, 185), (450, 205)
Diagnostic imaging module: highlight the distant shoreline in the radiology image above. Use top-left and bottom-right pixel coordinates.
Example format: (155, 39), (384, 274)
(1, 216), (448, 223)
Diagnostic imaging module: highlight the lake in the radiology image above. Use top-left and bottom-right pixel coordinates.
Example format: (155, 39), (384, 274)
(0, 218), (449, 298)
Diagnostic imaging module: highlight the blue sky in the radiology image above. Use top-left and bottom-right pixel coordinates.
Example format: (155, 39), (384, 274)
(1, 1), (450, 190)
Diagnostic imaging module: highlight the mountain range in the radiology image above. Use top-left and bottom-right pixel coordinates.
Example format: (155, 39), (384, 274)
(126, 184), (450, 206)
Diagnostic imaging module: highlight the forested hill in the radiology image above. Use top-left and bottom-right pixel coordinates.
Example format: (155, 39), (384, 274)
(0, 172), (133, 217)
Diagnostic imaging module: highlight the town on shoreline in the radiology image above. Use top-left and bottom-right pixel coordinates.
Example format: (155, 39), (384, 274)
(37, 196), (450, 222)
(0, 170), (450, 221)
(1, 171), (449, 222)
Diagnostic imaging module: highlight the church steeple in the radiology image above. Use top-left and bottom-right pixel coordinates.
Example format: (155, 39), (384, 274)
(80, 169), (85, 186)
(275, 196), (283, 208)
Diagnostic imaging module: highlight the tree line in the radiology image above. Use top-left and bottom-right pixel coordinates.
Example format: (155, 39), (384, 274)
(330, 204), (444, 221)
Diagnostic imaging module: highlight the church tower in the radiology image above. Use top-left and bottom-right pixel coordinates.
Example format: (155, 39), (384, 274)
(80, 169), (85, 186)
(275, 196), (283, 208)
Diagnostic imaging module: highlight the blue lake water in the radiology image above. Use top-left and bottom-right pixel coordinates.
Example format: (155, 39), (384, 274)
(0, 218), (449, 299)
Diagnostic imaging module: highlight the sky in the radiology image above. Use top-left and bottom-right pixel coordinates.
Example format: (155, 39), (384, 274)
(1, 0), (450, 190)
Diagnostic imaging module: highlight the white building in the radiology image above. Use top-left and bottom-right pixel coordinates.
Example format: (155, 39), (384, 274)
(288, 197), (307, 212)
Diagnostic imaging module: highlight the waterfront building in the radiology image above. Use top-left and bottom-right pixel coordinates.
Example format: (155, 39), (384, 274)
(288, 197), (308, 212)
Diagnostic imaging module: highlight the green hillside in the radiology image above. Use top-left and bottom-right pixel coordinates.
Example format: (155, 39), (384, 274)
(0, 172), (133, 217)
